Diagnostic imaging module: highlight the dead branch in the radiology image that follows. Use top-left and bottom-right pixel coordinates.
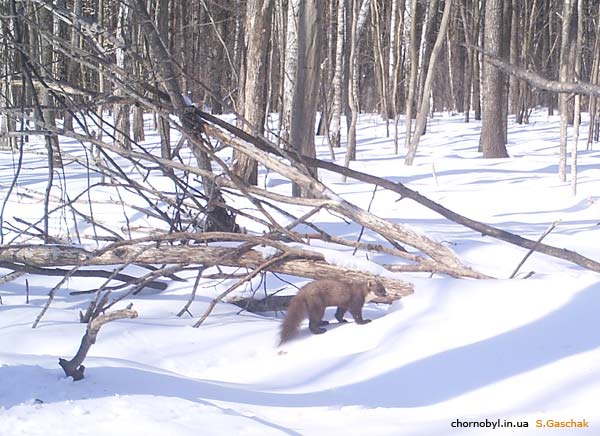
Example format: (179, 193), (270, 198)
(0, 242), (414, 296)
(509, 220), (561, 279)
(193, 253), (289, 327)
(468, 44), (600, 97)
(0, 271), (25, 285)
(0, 262), (167, 291)
(205, 125), (476, 275)
(32, 263), (84, 329)
(59, 307), (138, 380)
(187, 108), (600, 274)
(177, 267), (205, 317)
(302, 158), (600, 273)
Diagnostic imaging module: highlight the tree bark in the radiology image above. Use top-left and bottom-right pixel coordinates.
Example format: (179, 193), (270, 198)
(113, 0), (132, 150)
(330, 0), (346, 149)
(232, 0), (273, 185)
(480, 0), (509, 158)
(404, 0), (419, 151)
(290, 0), (322, 197)
(405, 0), (453, 165)
(59, 308), (138, 380)
(558, 0), (573, 182)
(280, 0), (299, 144)
(0, 243), (415, 296)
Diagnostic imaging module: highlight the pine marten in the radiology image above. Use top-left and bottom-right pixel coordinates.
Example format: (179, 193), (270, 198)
(279, 279), (387, 345)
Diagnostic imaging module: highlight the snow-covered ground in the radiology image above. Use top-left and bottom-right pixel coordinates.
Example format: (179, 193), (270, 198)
(1, 110), (599, 435)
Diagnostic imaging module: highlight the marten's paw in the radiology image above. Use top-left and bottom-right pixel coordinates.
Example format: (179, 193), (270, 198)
(310, 327), (327, 334)
(318, 320), (330, 326)
(356, 319), (371, 324)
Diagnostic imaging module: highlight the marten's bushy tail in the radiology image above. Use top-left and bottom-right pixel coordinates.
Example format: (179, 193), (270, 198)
(279, 295), (307, 345)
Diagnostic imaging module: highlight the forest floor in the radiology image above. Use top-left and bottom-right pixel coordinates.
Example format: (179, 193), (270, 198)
(1, 110), (599, 435)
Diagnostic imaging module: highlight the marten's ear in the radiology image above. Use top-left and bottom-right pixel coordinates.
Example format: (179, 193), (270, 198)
(367, 279), (373, 287)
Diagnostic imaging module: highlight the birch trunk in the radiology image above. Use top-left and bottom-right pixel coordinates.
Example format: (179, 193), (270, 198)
(571, 0), (583, 195)
(114, 0), (132, 150)
(558, 0), (573, 182)
(404, 0), (419, 150)
(280, 0), (299, 144)
(329, 0), (345, 148)
(345, 0), (371, 166)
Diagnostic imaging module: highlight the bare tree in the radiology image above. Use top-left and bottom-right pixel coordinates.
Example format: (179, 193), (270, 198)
(571, 0), (583, 195)
(558, 0), (573, 182)
(480, 0), (509, 158)
(233, 0), (273, 185)
(280, 0), (300, 144)
(113, 0), (132, 150)
(289, 0), (323, 197)
(405, 0), (454, 165)
(329, 0), (346, 149)
(345, 0), (372, 165)
(404, 0), (420, 151)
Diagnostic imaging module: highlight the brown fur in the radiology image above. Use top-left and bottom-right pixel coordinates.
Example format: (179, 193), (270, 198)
(279, 279), (387, 345)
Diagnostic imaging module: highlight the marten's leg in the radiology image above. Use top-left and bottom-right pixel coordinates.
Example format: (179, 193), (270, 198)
(308, 304), (326, 334)
(335, 307), (348, 323)
(349, 303), (371, 324)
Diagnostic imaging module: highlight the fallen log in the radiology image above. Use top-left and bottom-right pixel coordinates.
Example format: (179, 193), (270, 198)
(0, 243), (414, 297)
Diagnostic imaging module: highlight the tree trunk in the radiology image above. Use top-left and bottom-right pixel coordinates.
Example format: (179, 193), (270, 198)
(290, 0), (322, 197)
(63, 0), (82, 132)
(113, 0), (132, 150)
(405, 0), (453, 165)
(232, 0), (273, 185)
(345, 0), (371, 167)
(404, 0), (419, 150)
(571, 0), (582, 195)
(472, 0), (482, 121)
(329, 0), (346, 148)
(156, 0), (170, 163)
(558, 0), (573, 182)
(480, 0), (508, 158)
(280, 0), (299, 144)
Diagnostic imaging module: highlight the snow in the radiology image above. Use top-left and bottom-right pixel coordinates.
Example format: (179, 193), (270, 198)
(1, 110), (600, 435)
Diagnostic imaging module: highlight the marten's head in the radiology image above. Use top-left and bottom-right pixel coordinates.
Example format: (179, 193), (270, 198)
(366, 279), (387, 298)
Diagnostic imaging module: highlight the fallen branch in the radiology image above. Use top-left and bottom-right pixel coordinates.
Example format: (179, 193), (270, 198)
(193, 253), (289, 327)
(193, 110), (600, 274)
(0, 242), (415, 295)
(59, 307), (138, 381)
(509, 220), (561, 279)
(468, 44), (600, 97)
(0, 262), (167, 291)
(303, 158), (600, 273)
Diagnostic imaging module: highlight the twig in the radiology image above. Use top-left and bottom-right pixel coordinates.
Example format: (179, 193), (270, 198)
(193, 253), (288, 328)
(177, 266), (206, 317)
(353, 185), (378, 256)
(0, 262), (167, 292)
(32, 262), (85, 328)
(0, 271), (25, 285)
(509, 220), (561, 279)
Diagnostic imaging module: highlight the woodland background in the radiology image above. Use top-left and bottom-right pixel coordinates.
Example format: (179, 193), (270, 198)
(2, 0), (599, 171)
(2, 0), (600, 360)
